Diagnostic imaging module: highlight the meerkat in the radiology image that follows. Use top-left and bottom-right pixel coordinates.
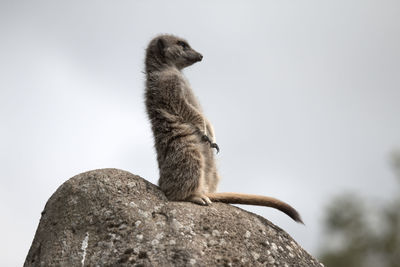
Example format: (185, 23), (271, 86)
(144, 34), (303, 223)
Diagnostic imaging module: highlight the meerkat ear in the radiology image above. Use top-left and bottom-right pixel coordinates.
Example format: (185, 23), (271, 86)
(157, 38), (165, 56)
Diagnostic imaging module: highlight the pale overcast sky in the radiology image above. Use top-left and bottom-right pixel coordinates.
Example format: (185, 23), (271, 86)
(1, 1), (400, 265)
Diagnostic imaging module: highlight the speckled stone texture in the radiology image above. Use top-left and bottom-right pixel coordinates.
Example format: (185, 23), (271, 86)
(25, 168), (323, 267)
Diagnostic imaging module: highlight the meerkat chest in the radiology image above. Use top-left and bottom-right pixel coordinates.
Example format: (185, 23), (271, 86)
(181, 78), (201, 110)
(160, 67), (201, 110)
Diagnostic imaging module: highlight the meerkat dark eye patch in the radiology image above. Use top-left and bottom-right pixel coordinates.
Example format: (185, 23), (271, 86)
(177, 41), (189, 49)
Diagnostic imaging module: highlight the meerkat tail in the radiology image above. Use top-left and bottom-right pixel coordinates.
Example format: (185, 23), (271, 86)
(206, 192), (304, 224)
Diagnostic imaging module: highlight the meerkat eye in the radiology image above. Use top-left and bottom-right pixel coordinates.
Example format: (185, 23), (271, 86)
(177, 41), (188, 49)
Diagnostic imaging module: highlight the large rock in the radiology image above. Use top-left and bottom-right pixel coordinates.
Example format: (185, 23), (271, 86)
(25, 169), (323, 266)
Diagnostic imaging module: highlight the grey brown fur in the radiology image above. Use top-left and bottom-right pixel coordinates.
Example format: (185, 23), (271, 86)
(144, 34), (303, 223)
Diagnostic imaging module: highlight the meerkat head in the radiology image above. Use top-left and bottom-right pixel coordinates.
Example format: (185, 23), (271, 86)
(145, 34), (203, 72)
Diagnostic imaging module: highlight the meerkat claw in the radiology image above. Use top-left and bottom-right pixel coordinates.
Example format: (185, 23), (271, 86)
(203, 195), (212, 205)
(211, 143), (220, 153)
(201, 134), (211, 143)
(187, 195), (212, 206)
(201, 134), (220, 153)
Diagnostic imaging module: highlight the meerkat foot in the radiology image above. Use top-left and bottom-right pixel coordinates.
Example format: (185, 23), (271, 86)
(187, 195), (212, 205)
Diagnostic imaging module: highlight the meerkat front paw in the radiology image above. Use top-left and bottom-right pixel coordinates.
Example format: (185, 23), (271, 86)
(187, 194), (212, 205)
(210, 142), (219, 153)
(201, 134), (220, 153)
(201, 134), (212, 143)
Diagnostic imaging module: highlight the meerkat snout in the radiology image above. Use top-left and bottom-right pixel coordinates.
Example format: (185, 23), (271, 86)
(182, 49), (203, 65)
(196, 53), (203, 61)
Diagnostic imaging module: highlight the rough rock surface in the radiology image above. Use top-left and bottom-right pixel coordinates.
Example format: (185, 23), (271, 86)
(25, 168), (323, 266)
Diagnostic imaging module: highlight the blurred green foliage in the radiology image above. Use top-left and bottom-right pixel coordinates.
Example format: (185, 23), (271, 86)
(318, 152), (400, 267)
